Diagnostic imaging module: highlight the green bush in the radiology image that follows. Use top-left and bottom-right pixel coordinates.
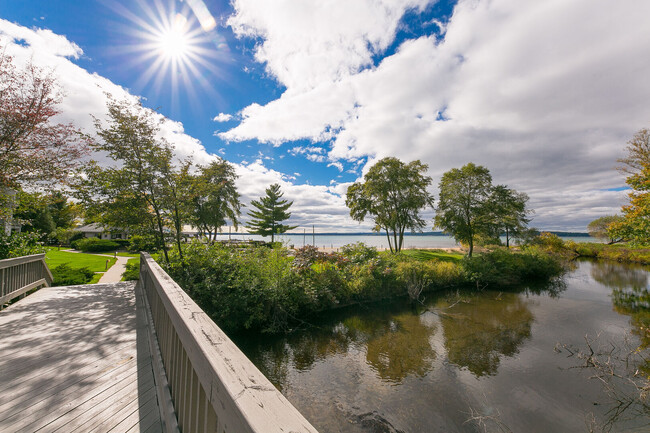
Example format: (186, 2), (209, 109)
(128, 234), (158, 253)
(0, 231), (45, 259)
(75, 237), (119, 252)
(51, 263), (95, 286)
(341, 242), (379, 264)
(122, 259), (140, 281)
(462, 249), (564, 287)
(162, 241), (563, 333)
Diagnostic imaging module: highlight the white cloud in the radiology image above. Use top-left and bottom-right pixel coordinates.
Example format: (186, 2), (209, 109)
(0, 19), (215, 167)
(213, 112), (233, 122)
(328, 161), (344, 172)
(223, 0), (650, 231)
(228, 0), (431, 90)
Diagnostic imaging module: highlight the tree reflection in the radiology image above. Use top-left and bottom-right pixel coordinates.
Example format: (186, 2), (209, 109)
(590, 261), (650, 347)
(364, 312), (437, 383)
(438, 292), (534, 377)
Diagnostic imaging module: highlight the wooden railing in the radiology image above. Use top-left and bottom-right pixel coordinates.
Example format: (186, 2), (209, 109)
(138, 253), (318, 433)
(0, 254), (53, 307)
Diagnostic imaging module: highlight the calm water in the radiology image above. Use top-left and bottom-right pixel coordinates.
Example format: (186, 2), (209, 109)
(235, 261), (650, 432)
(213, 233), (601, 249)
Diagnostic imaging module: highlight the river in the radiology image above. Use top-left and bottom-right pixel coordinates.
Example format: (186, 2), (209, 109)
(234, 260), (650, 432)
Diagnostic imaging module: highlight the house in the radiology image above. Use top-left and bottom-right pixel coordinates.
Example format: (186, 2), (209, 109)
(75, 223), (128, 240)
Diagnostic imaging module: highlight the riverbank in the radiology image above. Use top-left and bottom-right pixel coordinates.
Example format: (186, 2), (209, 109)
(162, 241), (565, 333)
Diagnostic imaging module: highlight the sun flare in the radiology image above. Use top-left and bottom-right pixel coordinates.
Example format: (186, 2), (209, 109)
(157, 14), (189, 60)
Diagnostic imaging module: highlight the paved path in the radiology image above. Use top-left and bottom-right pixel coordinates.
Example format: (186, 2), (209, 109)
(99, 255), (130, 284)
(0, 282), (163, 432)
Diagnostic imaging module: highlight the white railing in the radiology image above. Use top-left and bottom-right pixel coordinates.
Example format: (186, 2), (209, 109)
(0, 254), (53, 307)
(138, 253), (318, 433)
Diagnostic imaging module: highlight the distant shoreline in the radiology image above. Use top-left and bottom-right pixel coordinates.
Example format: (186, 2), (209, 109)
(229, 231), (593, 237)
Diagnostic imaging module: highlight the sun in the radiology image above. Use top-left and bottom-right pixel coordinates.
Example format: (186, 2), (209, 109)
(106, 0), (230, 114)
(157, 15), (190, 60)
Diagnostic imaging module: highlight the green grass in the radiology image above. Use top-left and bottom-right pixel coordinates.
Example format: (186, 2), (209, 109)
(116, 252), (140, 258)
(401, 249), (464, 263)
(45, 250), (117, 273)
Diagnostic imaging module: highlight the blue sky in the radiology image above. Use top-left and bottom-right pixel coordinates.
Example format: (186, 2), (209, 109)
(1, 0), (649, 231)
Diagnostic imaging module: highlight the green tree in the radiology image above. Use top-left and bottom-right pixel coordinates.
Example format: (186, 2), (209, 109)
(246, 184), (297, 242)
(13, 190), (55, 238)
(346, 157), (434, 253)
(191, 159), (241, 242)
(77, 97), (179, 263)
(435, 163), (492, 257)
(488, 185), (531, 248)
(587, 215), (624, 244)
(610, 128), (650, 246)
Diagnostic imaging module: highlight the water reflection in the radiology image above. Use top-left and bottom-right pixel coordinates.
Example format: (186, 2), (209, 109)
(590, 261), (650, 348)
(436, 292), (534, 377)
(364, 312), (436, 382)
(243, 305), (438, 388)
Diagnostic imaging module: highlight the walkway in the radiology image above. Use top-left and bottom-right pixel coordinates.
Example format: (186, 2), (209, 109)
(0, 282), (163, 432)
(99, 255), (130, 283)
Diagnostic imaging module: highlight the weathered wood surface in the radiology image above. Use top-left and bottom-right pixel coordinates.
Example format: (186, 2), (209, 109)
(140, 252), (318, 433)
(0, 282), (163, 432)
(0, 253), (53, 306)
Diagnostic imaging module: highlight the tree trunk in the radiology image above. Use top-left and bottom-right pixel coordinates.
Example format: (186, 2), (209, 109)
(385, 229), (393, 253)
(506, 227), (510, 249)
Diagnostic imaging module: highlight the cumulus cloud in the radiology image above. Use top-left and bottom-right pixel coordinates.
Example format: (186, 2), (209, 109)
(0, 19), (214, 166)
(0, 19), (364, 231)
(213, 112), (233, 122)
(223, 0), (650, 231)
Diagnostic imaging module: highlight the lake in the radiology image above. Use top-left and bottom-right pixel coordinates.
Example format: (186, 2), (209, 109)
(211, 233), (601, 250)
(235, 260), (650, 432)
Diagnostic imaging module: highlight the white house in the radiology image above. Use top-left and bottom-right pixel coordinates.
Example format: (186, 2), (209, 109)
(75, 223), (128, 240)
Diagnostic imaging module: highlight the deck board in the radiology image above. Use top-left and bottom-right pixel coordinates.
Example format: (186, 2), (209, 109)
(0, 282), (164, 433)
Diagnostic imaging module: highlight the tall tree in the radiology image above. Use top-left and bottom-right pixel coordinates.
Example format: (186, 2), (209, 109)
(346, 157), (434, 253)
(77, 97), (176, 262)
(435, 163), (492, 257)
(246, 184), (296, 242)
(609, 128), (650, 246)
(0, 50), (89, 220)
(191, 159), (241, 242)
(488, 185), (531, 248)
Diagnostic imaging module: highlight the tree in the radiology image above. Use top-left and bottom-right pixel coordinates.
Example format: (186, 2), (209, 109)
(609, 128), (650, 246)
(77, 97), (177, 262)
(191, 159), (241, 242)
(587, 215), (624, 244)
(246, 184), (297, 242)
(435, 163), (492, 257)
(488, 185), (531, 248)
(346, 157), (434, 253)
(0, 51), (88, 205)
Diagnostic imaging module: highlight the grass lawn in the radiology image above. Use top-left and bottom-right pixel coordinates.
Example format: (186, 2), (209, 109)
(401, 249), (464, 263)
(45, 250), (117, 273)
(115, 252), (140, 258)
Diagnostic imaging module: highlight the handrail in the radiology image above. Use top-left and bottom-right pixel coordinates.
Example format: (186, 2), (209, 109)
(0, 253), (53, 307)
(139, 252), (318, 433)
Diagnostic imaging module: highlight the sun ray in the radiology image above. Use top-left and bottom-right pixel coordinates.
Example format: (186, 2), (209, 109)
(103, 0), (232, 117)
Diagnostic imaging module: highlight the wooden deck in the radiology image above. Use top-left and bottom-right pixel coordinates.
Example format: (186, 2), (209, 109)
(0, 282), (163, 433)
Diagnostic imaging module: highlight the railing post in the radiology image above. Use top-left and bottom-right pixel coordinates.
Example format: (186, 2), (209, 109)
(138, 252), (318, 433)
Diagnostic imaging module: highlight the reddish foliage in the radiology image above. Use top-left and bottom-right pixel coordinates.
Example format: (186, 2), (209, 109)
(0, 50), (90, 187)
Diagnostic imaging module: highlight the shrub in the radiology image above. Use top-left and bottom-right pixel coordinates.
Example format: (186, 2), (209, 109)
(122, 259), (140, 281)
(341, 242), (379, 264)
(51, 263), (95, 286)
(128, 234), (158, 253)
(462, 249), (564, 287)
(0, 231), (45, 259)
(75, 237), (119, 252)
